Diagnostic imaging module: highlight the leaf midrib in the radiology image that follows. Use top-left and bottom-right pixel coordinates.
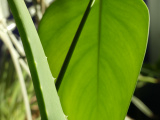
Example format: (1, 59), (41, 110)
(97, 0), (102, 119)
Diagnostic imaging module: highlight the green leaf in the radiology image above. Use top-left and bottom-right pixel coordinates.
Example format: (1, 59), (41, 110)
(38, 0), (149, 120)
(7, 0), (65, 120)
(39, 0), (90, 78)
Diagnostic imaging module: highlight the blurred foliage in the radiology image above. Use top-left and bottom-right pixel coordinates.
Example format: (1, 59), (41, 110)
(0, 46), (39, 120)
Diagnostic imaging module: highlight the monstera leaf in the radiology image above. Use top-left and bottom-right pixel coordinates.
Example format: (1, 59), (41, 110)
(38, 0), (149, 120)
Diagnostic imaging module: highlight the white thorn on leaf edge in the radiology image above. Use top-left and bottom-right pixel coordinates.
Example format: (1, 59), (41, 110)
(40, 86), (43, 90)
(53, 77), (56, 82)
(34, 61), (37, 66)
(64, 114), (68, 120)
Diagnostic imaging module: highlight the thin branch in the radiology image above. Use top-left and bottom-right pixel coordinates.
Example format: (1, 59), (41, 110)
(125, 116), (134, 120)
(138, 74), (159, 83)
(0, 19), (31, 76)
(19, 58), (31, 77)
(8, 31), (25, 56)
(2, 17), (26, 57)
(132, 96), (154, 118)
(0, 29), (32, 120)
(55, 0), (94, 90)
(40, 0), (46, 14)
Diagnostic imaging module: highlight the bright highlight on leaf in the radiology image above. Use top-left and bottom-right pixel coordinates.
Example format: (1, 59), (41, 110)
(38, 0), (149, 120)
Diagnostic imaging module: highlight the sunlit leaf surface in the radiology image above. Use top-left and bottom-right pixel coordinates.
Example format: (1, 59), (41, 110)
(38, 0), (149, 119)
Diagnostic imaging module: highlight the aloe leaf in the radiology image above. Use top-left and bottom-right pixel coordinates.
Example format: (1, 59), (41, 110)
(38, 0), (149, 120)
(7, 0), (65, 120)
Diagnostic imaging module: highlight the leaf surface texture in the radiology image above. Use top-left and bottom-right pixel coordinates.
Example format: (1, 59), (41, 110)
(38, 0), (149, 119)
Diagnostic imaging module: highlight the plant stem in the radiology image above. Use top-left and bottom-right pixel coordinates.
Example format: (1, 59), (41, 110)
(132, 96), (154, 118)
(138, 74), (159, 83)
(56, 0), (94, 90)
(1, 21), (31, 77)
(8, 31), (25, 57)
